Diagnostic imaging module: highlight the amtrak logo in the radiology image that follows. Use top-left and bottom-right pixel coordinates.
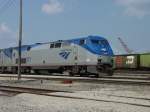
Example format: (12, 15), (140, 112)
(59, 51), (71, 59)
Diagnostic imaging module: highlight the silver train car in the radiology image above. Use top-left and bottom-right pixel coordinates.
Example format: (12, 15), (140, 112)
(0, 36), (114, 77)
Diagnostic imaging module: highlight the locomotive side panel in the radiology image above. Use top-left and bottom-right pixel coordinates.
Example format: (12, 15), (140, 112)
(0, 49), (13, 67)
(28, 46), (76, 67)
(75, 45), (98, 66)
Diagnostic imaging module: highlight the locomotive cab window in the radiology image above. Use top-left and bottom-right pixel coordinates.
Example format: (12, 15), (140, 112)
(91, 40), (99, 44)
(91, 39), (108, 45)
(79, 39), (85, 45)
(55, 43), (61, 48)
(101, 40), (108, 46)
(101, 40), (107, 44)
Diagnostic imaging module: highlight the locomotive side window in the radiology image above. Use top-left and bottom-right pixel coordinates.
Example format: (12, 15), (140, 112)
(55, 43), (61, 48)
(79, 39), (85, 45)
(50, 43), (54, 48)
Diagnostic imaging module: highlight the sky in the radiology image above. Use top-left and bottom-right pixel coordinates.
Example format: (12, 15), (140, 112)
(0, 0), (150, 54)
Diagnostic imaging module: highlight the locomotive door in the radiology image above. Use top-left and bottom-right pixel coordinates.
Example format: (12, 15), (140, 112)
(73, 45), (78, 65)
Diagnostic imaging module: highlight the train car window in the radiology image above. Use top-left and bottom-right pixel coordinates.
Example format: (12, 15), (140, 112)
(55, 43), (61, 48)
(50, 43), (54, 48)
(79, 39), (85, 45)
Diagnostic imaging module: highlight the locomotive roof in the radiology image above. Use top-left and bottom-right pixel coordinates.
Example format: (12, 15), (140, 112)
(67, 35), (106, 41)
(36, 35), (106, 44)
(0, 35), (107, 50)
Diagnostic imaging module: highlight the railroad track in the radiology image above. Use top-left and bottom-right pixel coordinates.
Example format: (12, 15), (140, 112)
(1, 74), (150, 107)
(1, 74), (150, 85)
(115, 70), (150, 74)
(0, 85), (72, 94)
(0, 85), (150, 108)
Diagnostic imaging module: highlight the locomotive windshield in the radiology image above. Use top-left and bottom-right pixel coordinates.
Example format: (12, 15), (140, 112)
(91, 39), (108, 46)
(91, 40), (99, 44)
(90, 39), (113, 55)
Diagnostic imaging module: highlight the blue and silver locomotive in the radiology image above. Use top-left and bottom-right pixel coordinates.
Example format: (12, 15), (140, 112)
(0, 35), (114, 77)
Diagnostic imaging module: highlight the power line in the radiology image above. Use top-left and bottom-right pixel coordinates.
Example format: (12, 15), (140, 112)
(0, 0), (17, 16)
(0, 0), (7, 8)
(0, 0), (12, 13)
(0, 0), (15, 9)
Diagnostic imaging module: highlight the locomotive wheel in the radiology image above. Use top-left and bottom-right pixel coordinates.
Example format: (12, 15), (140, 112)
(69, 66), (79, 76)
(96, 66), (114, 77)
(69, 72), (75, 76)
(12, 67), (17, 74)
(96, 72), (105, 78)
(26, 68), (31, 74)
(34, 70), (40, 75)
(0, 67), (5, 74)
(106, 67), (114, 76)
(107, 70), (114, 76)
(95, 73), (100, 78)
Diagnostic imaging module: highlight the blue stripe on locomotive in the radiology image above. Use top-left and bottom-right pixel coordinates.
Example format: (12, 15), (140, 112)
(2, 48), (13, 58)
(1, 35), (113, 58)
(67, 36), (113, 56)
(1, 44), (42, 58)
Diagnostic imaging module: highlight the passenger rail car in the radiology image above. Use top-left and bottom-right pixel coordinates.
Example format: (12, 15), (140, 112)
(0, 36), (114, 77)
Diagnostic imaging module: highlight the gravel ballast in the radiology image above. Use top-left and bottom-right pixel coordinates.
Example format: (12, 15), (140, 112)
(1, 76), (150, 112)
(0, 93), (150, 112)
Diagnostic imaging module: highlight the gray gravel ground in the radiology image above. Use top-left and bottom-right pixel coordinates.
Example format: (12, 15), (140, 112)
(0, 93), (150, 112)
(1, 77), (150, 112)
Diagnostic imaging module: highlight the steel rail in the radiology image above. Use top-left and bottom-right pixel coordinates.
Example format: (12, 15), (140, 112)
(0, 85), (150, 108)
(1, 74), (150, 85)
(0, 85), (72, 94)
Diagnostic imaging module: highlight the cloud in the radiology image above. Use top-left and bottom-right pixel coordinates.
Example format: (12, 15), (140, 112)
(0, 23), (17, 48)
(115, 0), (150, 18)
(42, 0), (63, 15)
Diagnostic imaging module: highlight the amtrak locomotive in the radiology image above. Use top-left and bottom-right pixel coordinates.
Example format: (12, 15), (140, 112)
(0, 35), (114, 77)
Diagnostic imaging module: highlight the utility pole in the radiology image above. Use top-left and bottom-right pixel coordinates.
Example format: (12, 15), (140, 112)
(18, 0), (23, 80)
